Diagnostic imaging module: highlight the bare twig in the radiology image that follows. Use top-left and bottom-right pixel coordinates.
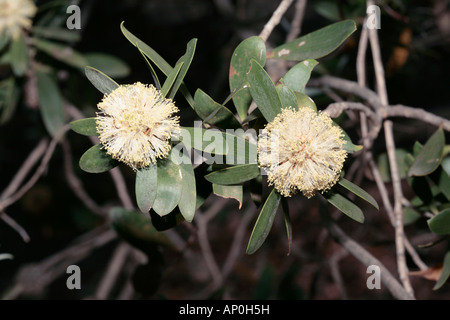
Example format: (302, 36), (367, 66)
(0, 211), (30, 243)
(259, 0), (295, 42)
(286, 0), (307, 42)
(367, 0), (413, 296)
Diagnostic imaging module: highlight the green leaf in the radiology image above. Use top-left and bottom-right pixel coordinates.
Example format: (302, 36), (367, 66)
(10, 32), (28, 76)
(0, 77), (19, 124)
(84, 53), (130, 78)
(428, 208), (450, 235)
(338, 178), (379, 210)
(205, 164), (260, 185)
(430, 167), (450, 202)
(403, 206), (421, 225)
(268, 20), (357, 61)
(85, 66), (119, 95)
(340, 128), (362, 154)
(295, 92), (317, 111)
(120, 22), (194, 108)
(247, 188), (281, 254)
(70, 117), (98, 136)
(32, 37), (87, 68)
(174, 146), (197, 222)
(152, 156), (183, 217)
(229, 36), (266, 121)
(79, 144), (119, 173)
(324, 191), (365, 223)
(161, 61), (183, 98)
(179, 127), (257, 164)
(109, 207), (174, 251)
(135, 165), (158, 214)
(276, 84), (298, 110)
(409, 128), (445, 177)
(166, 38), (197, 100)
(247, 59), (283, 122)
(281, 198), (292, 255)
(280, 59), (318, 93)
(194, 89), (241, 129)
(212, 184), (243, 209)
(434, 251), (450, 290)
(36, 71), (66, 137)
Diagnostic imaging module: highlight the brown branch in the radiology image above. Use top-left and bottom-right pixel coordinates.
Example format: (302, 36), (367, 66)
(259, 0), (295, 42)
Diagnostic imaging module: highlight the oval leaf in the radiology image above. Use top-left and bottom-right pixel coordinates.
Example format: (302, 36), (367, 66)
(280, 59), (318, 93)
(70, 117), (98, 136)
(409, 128), (445, 177)
(79, 144), (119, 173)
(135, 164), (158, 214)
(36, 70), (66, 137)
(152, 156), (183, 217)
(428, 209), (450, 235)
(268, 20), (357, 61)
(247, 188), (281, 254)
(174, 146), (197, 222)
(10, 32), (28, 76)
(229, 36), (266, 121)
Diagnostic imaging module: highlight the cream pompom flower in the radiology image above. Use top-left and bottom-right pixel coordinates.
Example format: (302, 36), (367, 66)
(0, 0), (37, 40)
(257, 107), (347, 198)
(96, 82), (180, 171)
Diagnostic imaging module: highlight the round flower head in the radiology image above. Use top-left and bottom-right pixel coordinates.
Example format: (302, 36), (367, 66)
(96, 82), (180, 171)
(0, 0), (37, 40)
(257, 107), (347, 198)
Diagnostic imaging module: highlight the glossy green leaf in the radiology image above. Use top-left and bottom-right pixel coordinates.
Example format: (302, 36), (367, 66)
(109, 207), (174, 250)
(36, 71), (66, 137)
(205, 164), (260, 185)
(10, 32), (28, 76)
(166, 38), (197, 100)
(194, 89), (241, 129)
(120, 22), (194, 108)
(409, 128), (445, 177)
(247, 59), (283, 122)
(136, 44), (161, 90)
(79, 144), (119, 173)
(280, 59), (318, 93)
(324, 191), (365, 223)
(85, 66), (119, 95)
(229, 36), (266, 121)
(212, 184), (243, 209)
(434, 251), (450, 290)
(338, 178), (379, 210)
(84, 53), (130, 78)
(135, 164), (158, 214)
(268, 20), (357, 61)
(32, 37), (87, 68)
(276, 84), (298, 110)
(175, 146), (197, 222)
(295, 92), (317, 111)
(247, 188), (281, 254)
(70, 117), (98, 136)
(179, 127), (257, 164)
(161, 61), (183, 98)
(152, 156), (183, 216)
(428, 208), (450, 235)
